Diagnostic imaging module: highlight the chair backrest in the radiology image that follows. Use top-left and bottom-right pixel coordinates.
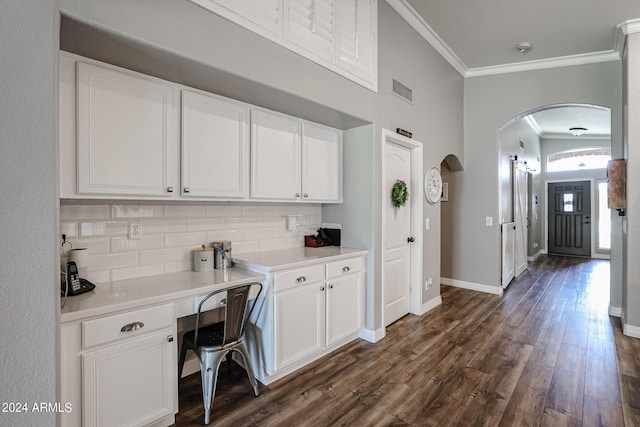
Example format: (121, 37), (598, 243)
(194, 282), (262, 346)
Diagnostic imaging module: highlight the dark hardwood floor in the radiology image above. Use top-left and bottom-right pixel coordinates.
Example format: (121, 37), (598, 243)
(174, 255), (640, 426)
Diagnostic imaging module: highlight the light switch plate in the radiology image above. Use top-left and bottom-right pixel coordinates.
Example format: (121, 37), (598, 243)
(425, 218), (430, 230)
(485, 216), (493, 227)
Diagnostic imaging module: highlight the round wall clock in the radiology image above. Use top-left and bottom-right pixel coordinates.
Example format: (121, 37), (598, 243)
(424, 167), (442, 204)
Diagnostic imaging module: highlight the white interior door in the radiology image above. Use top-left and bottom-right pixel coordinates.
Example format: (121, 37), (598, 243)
(502, 222), (516, 287)
(514, 166), (528, 277)
(384, 141), (412, 326)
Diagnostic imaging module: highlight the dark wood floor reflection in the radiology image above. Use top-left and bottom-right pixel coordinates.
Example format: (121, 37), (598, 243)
(174, 255), (640, 426)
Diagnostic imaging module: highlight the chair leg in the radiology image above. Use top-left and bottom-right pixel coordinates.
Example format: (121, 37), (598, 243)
(235, 341), (260, 397)
(199, 350), (228, 426)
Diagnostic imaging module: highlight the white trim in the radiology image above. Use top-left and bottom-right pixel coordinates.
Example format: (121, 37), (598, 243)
(527, 249), (545, 262)
(465, 51), (620, 78)
(418, 295), (442, 316)
(385, 0), (467, 76)
(617, 18), (640, 36)
(609, 305), (621, 317)
(358, 327), (386, 343)
(591, 253), (610, 260)
(441, 277), (503, 296)
(623, 319), (640, 339)
(381, 129), (424, 326)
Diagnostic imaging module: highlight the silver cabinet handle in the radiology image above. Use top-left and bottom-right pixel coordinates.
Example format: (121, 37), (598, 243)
(304, 193), (309, 198)
(167, 335), (174, 343)
(320, 286), (325, 291)
(220, 298), (227, 306)
(295, 193), (301, 198)
(342, 266), (350, 273)
(329, 284), (334, 289)
(184, 187), (190, 193)
(167, 186), (174, 193)
(121, 321), (144, 332)
(296, 276), (306, 283)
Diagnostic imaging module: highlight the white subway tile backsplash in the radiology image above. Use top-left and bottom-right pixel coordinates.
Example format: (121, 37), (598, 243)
(164, 231), (208, 248)
(112, 205), (164, 218)
(88, 252), (139, 271)
(60, 204), (110, 220)
(61, 202), (322, 282)
(187, 218), (226, 232)
(80, 221), (128, 237)
(111, 235), (164, 252)
(111, 264), (164, 281)
(139, 247), (190, 266)
(165, 205), (207, 218)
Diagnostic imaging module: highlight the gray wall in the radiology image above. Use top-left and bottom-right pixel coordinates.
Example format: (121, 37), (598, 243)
(623, 32), (640, 327)
(462, 62), (622, 291)
(0, 1), (59, 426)
(56, 1), (464, 331)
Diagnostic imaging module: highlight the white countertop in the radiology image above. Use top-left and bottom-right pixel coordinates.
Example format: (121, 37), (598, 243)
(60, 268), (265, 323)
(233, 246), (368, 272)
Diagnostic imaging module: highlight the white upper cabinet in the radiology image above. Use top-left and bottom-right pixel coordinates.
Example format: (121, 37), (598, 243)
(251, 110), (342, 202)
(192, 0), (283, 36)
(335, 0), (377, 80)
(302, 122), (341, 202)
(250, 109), (302, 200)
(181, 90), (249, 199)
(285, 0), (335, 61)
(77, 62), (179, 197)
(189, 0), (377, 91)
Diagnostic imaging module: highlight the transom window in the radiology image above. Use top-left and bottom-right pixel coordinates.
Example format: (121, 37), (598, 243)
(546, 147), (611, 172)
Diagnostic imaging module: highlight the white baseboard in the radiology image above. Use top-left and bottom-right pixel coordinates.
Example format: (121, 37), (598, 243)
(591, 253), (611, 260)
(621, 310), (640, 338)
(609, 305), (622, 317)
(359, 327), (386, 343)
(416, 295), (442, 315)
(441, 277), (503, 295)
(527, 249), (545, 262)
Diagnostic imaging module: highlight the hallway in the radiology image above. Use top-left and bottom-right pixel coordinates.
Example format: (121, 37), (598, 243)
(175, 255), (639, 426)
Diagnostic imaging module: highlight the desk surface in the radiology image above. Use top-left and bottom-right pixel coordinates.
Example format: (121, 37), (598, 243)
(60, 267), (265, 323)
(233, 246), (368, 272)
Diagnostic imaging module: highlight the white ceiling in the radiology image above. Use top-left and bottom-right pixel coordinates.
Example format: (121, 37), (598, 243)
(397, 1), (628, 137)
(404, 0), (640, 71)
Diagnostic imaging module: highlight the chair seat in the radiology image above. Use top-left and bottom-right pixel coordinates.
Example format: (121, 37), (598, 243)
(182, 321), (229, 350)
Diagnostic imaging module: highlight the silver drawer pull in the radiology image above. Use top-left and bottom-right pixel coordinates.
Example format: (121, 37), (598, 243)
(120, 322), (144, 332)
(296, 276), (306, 283)
(220, 298), (227, 307)
(342, 266), (350, 272)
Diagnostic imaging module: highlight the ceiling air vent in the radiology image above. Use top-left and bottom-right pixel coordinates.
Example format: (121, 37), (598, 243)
(392, 79), (413, 104)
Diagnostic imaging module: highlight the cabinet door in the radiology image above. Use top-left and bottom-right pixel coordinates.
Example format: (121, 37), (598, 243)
(82, 331), (177, 427)
(285, 0), (335, 61)
(181, 90), (249, 198)
(274, 284), (325, 370)
(335, 0), (377, 83)
(251, 109), (302, 200)
(301, 122), (342, 202)
(77, 62), (178, 197)
(326, 271), (364, 346)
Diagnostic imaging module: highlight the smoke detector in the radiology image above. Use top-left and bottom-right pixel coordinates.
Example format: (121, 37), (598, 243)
(517, 42), (532, 54)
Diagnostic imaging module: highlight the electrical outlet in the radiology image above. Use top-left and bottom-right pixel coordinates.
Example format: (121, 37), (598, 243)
(485, 216), (493, 227)
(128, 222), (141, 240)
(425, 277), (433, 291)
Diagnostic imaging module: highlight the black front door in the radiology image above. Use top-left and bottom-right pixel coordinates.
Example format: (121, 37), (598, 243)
(548, 181), (591, 257)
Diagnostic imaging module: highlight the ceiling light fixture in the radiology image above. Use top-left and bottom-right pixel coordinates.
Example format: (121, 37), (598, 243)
(569, 127), (588, 136)
(517, 42), (532, 54)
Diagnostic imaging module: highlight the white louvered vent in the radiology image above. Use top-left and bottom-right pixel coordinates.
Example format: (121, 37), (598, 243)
(392, 79), (413, 103)
(336, 0), (374, 76)
(287, 0), (334, 60)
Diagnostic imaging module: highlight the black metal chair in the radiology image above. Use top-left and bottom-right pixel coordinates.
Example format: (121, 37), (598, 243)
(178, 282), (262, 425)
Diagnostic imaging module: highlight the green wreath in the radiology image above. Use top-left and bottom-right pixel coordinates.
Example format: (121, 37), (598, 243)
(391, 180), (409, 208)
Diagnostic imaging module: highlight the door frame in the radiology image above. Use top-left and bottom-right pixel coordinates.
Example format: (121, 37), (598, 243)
(381, 129), (423, 327)
(544, 178), (595, 258)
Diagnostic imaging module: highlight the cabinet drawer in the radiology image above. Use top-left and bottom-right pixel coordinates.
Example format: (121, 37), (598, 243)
(326, 257), (365, 279)
(273, 264), (324, 293)
(82, 304), (174, 349)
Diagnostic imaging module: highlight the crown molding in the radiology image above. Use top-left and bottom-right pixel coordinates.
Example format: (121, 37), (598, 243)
(388, 0), (628, 79)
(465, 50), (620, 78)
(385, 0), (467, 76)
(523, 115), (543, 137)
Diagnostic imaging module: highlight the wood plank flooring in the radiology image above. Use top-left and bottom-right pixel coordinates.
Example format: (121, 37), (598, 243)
(173, 255), (640, 426)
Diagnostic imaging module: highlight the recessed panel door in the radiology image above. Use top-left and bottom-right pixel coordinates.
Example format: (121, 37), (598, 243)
(548, 181), (591, 257)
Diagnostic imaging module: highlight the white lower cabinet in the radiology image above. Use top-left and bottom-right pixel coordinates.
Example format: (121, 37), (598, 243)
(82, 331), (177, 427)
(60, 303), (177, 427)
(269, 256), (365, 374)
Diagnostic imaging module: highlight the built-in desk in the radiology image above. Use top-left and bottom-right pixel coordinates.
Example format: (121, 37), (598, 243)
(59, 267), (265, 427)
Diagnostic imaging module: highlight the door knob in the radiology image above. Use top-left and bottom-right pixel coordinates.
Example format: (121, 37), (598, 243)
(407, 237), (415, 243)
